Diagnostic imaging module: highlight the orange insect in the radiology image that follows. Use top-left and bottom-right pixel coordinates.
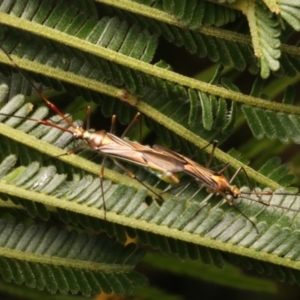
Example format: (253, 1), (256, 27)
(153, 144), (299, 232)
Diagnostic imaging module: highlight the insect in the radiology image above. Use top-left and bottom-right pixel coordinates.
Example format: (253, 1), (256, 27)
(0, 45), (188, 214)
(2, 46), (298, 231)
(153, 144), (300, 232)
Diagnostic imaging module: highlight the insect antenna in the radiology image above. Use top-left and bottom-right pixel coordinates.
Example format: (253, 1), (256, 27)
(0, 112), (74, 134)
(0, 45), (76, 129)
(238, 189), (300, 213)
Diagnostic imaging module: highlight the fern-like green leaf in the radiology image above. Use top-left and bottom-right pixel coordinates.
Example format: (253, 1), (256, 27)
(99, 0), (300, 78)
(161, 0), (239, 28)
(1, 85), (300, 287)
(0, 214), (147, 296)
(245, 0), (281, 78)
(242, 105), (300, 144)
(258, 157), (295, 186)
(1, 2), (299, 154)
(0, 1), (300, 297)
(279, 0), (300, 30)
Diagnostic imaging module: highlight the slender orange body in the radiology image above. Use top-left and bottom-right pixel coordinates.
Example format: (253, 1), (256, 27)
(153, 144), (241, 201)
(73, 127), (186, 184)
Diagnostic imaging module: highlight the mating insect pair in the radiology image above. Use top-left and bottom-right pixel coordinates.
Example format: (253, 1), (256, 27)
(0, 46), (299, 233)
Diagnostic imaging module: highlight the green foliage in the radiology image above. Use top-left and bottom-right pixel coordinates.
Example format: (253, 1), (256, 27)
(142, 252), (277, 293)
(0, 212), (147, 297)
(0, 0), (299, 299)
